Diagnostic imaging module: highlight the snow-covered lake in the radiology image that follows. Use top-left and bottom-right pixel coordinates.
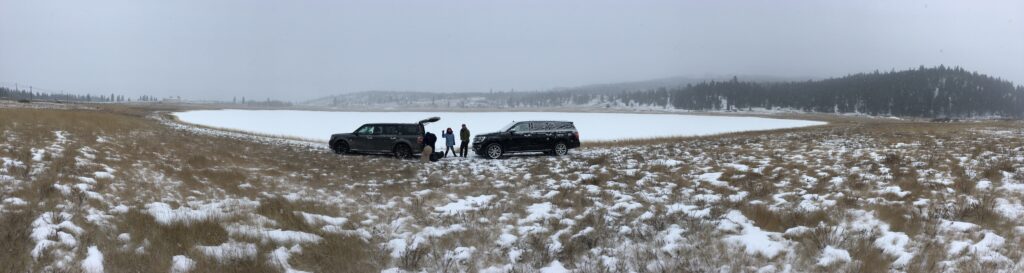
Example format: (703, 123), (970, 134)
(173, 110), (825, 141)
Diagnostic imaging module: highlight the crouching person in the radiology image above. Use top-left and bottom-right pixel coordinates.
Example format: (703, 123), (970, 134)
(421, 131), (437, 163)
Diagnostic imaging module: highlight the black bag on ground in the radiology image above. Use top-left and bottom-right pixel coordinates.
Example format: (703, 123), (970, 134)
(429, 152), (443, 162)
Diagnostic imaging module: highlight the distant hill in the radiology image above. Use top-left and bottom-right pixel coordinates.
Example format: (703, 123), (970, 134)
(305, 66), (1023, 118)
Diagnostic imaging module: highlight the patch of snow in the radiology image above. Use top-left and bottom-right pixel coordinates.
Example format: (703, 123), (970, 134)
(170, 255), (196, 273)
(225, 225), (323, 245)
(81, 246), (104, 273)
(720, 210), (792, 258)
(434, 195), (495, 215)
(520, 202), (559, 223)
(723, 163), (750, 172)
(539, 260), (569, 273)
(938, 220), (979, 233)
(874, 231), (914, 267)
(666, 203), (711, 218)
(697, 172), (728, 187)
(816, 246), (851, 266)
(195, 241), (258, 262)
(297, 212), (348, 227)
(268, 246), (310, 273)
(144, 199), (259, 226)
(497, 233), (518, 247)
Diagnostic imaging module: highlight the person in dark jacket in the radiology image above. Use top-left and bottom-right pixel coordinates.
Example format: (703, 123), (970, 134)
(459, 124), (470, 157)
(422, 131), (437, 162)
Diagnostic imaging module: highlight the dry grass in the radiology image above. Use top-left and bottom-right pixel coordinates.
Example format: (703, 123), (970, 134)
(1, 105), (1023, 272)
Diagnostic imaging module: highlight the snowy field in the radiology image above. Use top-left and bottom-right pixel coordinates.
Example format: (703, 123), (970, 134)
(173, 110), (825, 141)
(5, 107), (1024, 272)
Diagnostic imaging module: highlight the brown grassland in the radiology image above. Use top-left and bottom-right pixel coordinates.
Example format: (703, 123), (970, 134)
(1, 104), (1023, 273)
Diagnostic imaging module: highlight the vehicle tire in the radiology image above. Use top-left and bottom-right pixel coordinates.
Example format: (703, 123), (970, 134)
(393, 144), (412, 159)
(332, 141), (349, 154)
(552, 141), (568, 156)
(484, 143), (504, 159)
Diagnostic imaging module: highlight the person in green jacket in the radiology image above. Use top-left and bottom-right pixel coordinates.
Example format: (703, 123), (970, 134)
(459, 124), (471, 157)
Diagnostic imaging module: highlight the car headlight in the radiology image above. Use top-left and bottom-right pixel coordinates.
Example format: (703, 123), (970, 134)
(474, 136), (485, 142)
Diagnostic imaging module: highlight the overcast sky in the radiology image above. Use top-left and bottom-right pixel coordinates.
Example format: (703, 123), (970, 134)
(1, 0), (1021, 101)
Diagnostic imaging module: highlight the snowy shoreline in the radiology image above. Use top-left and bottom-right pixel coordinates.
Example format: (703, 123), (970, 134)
(172, 109), (827, 142)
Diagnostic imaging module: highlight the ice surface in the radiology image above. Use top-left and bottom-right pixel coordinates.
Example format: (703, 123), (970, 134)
(174, 110), (825, 141)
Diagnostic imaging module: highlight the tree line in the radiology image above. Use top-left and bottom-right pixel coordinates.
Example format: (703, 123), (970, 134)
(614, 66), (1023, 118)
(314, 66), (1023, 118)
(0, 87), (161, 103)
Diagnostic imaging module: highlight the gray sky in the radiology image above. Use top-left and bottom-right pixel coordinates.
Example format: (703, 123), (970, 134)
(1, 0), (1022, 101)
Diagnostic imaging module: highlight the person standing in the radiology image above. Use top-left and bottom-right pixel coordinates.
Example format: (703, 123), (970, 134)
(459, 124), (470, 157)
(442, 128), (456, 158)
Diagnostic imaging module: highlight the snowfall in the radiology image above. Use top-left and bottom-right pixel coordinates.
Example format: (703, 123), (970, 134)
(172, 110), (825, 141)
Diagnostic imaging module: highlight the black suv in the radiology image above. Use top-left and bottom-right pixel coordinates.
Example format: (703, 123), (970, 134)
(472, 120), (580, 159)
(329, 117), (439, 159)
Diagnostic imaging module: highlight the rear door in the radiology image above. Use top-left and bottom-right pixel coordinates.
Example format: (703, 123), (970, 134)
(525, 121), (554, 150)
(370, 125), (399, 152)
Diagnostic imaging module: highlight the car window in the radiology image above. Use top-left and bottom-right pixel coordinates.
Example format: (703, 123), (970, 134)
(397, 125), (419, 135)
(510, 122), (530, 132)
(355, 125), (374, 134)
(532, 122), (555, 131)
(381, 125), (399, 135)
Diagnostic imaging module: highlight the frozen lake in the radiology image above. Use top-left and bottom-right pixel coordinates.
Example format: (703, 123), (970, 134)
(173, 110), (826, 142)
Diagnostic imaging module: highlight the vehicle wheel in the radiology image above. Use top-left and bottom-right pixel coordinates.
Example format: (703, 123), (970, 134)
(332, 141), (349, 154)
(484, 143), (504, 159)
(552, 142), (568, 156)
(393, 144), (412, 159)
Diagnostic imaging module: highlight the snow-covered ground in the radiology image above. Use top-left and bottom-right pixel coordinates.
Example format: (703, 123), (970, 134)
(173, 110), (825, 141)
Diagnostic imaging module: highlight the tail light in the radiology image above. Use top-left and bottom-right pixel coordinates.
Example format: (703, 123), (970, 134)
(574, 131), (580, 139)
(417, 136), (423, 144)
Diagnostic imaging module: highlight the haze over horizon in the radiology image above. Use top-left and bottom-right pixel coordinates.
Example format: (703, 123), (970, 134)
(1, 0), (1022, 101)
